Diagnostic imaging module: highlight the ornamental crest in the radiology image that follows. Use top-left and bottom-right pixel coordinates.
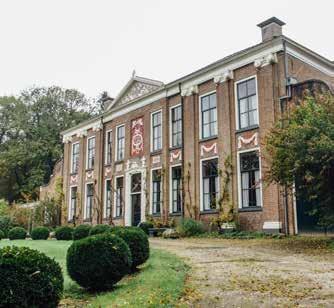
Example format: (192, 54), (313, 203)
(131, 117), (144, 156)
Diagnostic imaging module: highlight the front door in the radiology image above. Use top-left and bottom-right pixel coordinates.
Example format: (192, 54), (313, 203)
(131, 173), (142, 226)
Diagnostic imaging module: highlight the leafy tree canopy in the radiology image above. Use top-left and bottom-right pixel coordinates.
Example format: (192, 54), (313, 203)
(265, 93), (334, 228)
(0, 86), (96, 202)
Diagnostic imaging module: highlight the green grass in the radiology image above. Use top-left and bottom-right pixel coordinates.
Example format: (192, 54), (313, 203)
(0, 239), (189, 307)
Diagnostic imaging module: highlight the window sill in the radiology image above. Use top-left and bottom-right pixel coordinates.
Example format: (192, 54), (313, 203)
(200, 209), (219, 215)
(152, 213), (161, 217)
(70, 172), (78, 176)
(104, 163), (112, 167)
(238, 206), (262, 213)
(169, 146), (182, 151)
(114, 160), (124, 164)
(169, 212), (182, 216)
(235, 125), (259, 134)
(113, 216), (123, 220)
(150, 150), (162, 156)
(83, 218), (92, 223)
(85, 168), (94, 172)
(199, 136), (218, 143)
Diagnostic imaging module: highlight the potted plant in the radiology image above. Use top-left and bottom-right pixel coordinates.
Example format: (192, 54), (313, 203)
(211, 203), (237, 233)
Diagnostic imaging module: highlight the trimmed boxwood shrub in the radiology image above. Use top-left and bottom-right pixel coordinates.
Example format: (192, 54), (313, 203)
(0, 230), (4, 240)
(8, 227), (27, 240)
(89, 224), (111, 236)
(31, 226), (49, 240)
(73, 224), (92, 240)
(0, 246), (63, 307)
(55, 226), (73, 240)
(0, 216), (14, 237)
(110, 227), (149, 270)
(177, 218), (204, 237)
(138, 221), (153, 235)
(67, 233), (132, 291)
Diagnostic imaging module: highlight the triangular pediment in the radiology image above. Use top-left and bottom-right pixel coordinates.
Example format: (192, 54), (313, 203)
(107, 75), (163, 110)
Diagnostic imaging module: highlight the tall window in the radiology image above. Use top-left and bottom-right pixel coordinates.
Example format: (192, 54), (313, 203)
(115, 177), (123, 217)
(171, 105), (182, 148)
(171, 166), (182, 213)
(87, 137), (95, 169)
(116, 125), (125, 161)
(152, 169), (162, 214)
(237, 77), (258, 129)
(105, 131), (112, 165)
(240, 151), (261, 207)
(201, 93), (217, 139)
(104, 179), (112, 218)
(71, 143), (80, 173)
(151, 111), (162, 152)
(85, 183), (94, 220)
(202, 158), (219, 211)
(69, 186), (77, 221)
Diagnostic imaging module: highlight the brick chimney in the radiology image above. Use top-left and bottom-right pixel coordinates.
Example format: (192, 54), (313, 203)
(257, 17), (286, 42)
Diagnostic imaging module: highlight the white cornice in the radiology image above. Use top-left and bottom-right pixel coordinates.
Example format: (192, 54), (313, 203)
(254, 52), (278, 68)
(181, 85), (199, 97)
(214, 70), (234, 83)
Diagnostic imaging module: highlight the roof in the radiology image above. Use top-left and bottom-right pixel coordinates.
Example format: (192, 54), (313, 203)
(257, 17), (286, 28)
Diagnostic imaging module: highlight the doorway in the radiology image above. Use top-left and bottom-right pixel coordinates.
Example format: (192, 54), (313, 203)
(131, 173), (142, 226)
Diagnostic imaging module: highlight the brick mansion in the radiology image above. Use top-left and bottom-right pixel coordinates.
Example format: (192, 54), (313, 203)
(47, 17), (333, 234)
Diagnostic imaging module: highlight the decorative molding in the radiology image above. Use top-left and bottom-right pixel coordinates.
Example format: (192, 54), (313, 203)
(200, 142), (218, 157)
(170, 150), (182, 163)
(92, 121), (103, 132)
(104, 166), (112, 177)
(237, 132), (258, 149)
(181, 85), (199, 97)
(254, 52), (278, 68)
(86, 170), (94, 180)
(62, 135), (72, 144)
(70, 174), (78, 185)
(76, 130), (87, 138)
(115, 163), (123, 173)
(131, 117), (144, 156)
(214, 70), (234, 83)
(151, 155), (161, 165)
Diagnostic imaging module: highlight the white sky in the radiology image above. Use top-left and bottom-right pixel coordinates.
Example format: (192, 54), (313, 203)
(0, 0), (333, 99)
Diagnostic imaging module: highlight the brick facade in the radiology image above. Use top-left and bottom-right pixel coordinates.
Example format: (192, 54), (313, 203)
(60, 18), (333, 234)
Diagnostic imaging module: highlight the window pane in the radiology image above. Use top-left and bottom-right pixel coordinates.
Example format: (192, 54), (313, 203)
(238, 82), (247, 98)
(201, 96), (209, 111)
(240, 113), (248, 128)
(203, 124), (210, 138)
(248, 95), (257, 110)
(247, 78), (256, 96)
(249, 110), (258, 126)
(239, 98), (248, 113)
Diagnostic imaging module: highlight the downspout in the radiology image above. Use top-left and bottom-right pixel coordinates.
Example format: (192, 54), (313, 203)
(99, 115), (104, 224)
(179, 83), (185, 218)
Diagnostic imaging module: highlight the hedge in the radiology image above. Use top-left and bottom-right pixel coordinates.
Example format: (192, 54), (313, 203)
(73, 224), (92, 240)
(8, 227), (27, 240)
(31, 227), (49, 240)
(55, 226), (73, 240)
(89, 224), (111, 236)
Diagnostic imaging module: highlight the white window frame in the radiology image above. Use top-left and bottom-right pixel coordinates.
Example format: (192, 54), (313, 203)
(150, 167), (163, 215)
(237, 147), (263, 209)
(169, 163), (182, 214)
(84, 182), (94, 220)
(104, 178), (112, 219)
(70, 142), (80, 174)
(150, 109), (163, 152)
(68, 185), (77, 221)
(86, 136), (95, 170)
(105, 129), (112, 165)
(115, 124), (125, 161)
(234, 75), (259, 130)
(200, 156), (220, 212)
(199, 90), (218, 140)
(113, 175), (124, 218)
(169, 104), (182, 148)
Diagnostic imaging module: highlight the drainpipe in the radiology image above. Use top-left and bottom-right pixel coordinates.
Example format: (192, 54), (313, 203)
(99, 115), (104, 224)
(179, 83), (185, 218)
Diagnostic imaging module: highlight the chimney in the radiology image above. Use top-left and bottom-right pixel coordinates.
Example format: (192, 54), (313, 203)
(257, 17), (286, 42)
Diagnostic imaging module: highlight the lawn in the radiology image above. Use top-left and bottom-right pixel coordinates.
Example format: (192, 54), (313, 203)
(0, 239), (189, 307)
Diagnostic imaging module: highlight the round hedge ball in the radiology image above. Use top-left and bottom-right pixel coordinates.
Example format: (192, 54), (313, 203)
(55, 226), (73, 240)
(89, 224), (111, 236)
(0, 230), (4, 240)
(8, 227), (27, 240)
(138, 221), (153, 235)
(67, 233), (132, 291)
(31, 226), (49, 240)
(73, 224), (92, 240)
(0, 246), (63, 307)
(110, 227), (149, 270)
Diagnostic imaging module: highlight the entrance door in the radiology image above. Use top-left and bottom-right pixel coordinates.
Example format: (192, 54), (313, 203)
(131, 173), (142, 226)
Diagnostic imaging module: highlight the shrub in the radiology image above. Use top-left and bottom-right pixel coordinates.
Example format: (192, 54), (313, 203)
(0, 246), (63, 307)
(8, 227), (27, 240)
(89, 224), (111, 236)
(0, 230), (4, 240)
(73, 224), (92, 240)
(177, 218), (204, 237)
(0, 215), (14, 237)
(67, 233), (132, 290)
(138, 221), (153, 235)
(31, 226), (49, 240)
(110, 227), (149, 270)
(55, 226), (73, 240)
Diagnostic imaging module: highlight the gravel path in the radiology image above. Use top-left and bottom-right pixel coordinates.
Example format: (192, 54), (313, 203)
(150, 238), (334, 307)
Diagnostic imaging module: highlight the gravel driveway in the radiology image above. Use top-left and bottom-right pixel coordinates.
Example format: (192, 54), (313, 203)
(150, 237), (334, 307)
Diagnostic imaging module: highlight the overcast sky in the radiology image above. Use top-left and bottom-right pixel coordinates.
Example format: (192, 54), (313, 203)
(0, 0), (333, 99)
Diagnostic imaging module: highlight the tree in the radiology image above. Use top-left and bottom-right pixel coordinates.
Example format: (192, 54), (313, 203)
(265, 93), (334, 230)
(0, 86), (95, 203)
